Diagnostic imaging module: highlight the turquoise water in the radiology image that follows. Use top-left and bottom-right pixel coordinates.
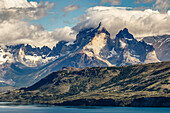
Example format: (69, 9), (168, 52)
(0, 104), (169, 113)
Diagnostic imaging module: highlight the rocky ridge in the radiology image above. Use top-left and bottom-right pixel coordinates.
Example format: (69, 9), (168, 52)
(0, 23), (168, 88)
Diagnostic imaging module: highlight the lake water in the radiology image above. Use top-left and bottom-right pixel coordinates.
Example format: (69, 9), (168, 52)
(0, 103), (170, 113)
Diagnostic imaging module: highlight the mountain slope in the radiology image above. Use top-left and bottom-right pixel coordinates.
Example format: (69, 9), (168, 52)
(16, 24), (159, 87)
(0, 61), (169, 107)
(143, 35), (170, 61)
(0, 23), (168, 89)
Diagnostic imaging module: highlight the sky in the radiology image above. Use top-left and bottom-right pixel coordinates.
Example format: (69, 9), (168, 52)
(28, 0), (157, 30)
(0, 0), (170, 48)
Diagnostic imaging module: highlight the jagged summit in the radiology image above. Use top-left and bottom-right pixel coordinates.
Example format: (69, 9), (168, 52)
(122, 28), (129, 33)
(96, 22), (102, 30)
(75, 22), (110, 48)
(116, 28), (134, 40)
(96, 22), (109, 34)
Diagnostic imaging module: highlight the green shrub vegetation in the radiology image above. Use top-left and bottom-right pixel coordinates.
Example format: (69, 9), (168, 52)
(0, 61), (170, 106)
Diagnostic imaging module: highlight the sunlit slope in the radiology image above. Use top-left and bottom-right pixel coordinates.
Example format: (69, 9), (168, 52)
(0, 61), (170, 106)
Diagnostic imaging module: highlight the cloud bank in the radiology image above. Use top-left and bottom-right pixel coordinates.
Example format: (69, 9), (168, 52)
(0, 0), (54, 20)
(73, 6), (170, 39)
(0, 0), (76, 48)
(0, 0), (170, 48)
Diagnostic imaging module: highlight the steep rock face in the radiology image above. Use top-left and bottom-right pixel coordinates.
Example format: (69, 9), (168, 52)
(49, 41), (76, 57)
(75, 22), (103, 47)
(106, 28), (158, 66)
(114, 28), (148, 61)
(74, 24), (159, 67)
(6, 44), (56, 67)
(80, 24), (114, 66)
(143, 35), (170, 61)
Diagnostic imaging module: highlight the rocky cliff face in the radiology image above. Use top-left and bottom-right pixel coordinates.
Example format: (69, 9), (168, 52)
(108, 28), (159, 66)
(143, 35), (170, 62)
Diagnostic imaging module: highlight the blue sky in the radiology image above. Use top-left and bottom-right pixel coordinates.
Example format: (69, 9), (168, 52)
(28, 0), (156, 31)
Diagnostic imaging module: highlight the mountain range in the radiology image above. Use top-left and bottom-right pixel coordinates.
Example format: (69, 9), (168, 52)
(0, 23), (169, 90)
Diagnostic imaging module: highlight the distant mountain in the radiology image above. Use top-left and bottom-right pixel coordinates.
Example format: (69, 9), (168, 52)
(0, 61), (170, 107)
(0, 23), (169, 89)
(143, 35), (170, 62)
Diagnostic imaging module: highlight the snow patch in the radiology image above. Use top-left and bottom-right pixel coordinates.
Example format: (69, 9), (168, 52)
(2, 0), (38, 8)
(66, 41), (74, 46)
(107, 48), (117, 59)
(119, 40), (126, 49)
(23, 55), (56, 67)
(124, 38), (133, 41)
(123, 51), (141, 64)
(16, 48), (56, 67)
(132, 54), (140, 58)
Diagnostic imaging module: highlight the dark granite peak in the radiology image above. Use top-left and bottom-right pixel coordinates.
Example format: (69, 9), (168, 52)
(96, 22), (102, 30)
(122, 28), (129, 34)
(116, 28), (134, 40)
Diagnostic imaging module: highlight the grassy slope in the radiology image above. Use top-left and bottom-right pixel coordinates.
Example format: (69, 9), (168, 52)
(0, 61), (170, 106)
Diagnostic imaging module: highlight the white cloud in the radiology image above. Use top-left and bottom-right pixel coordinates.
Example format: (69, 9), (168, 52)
(0, 0), (54, 21)
(63, 5), (80, 14)
(1, 0), (169, 48)
(0, 0), (38, 9)
(0, 0), (77, 48)
(0, 20), (52, 48)
(73, 6), (170, 39)
(52, 27), (77, 42)
(168, 10), (170, 15)
(0, 20), (76, 48)
(100, 0), (122, 5)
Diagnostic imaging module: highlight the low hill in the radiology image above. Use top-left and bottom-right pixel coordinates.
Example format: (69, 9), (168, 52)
(0, 61), (170, 107)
